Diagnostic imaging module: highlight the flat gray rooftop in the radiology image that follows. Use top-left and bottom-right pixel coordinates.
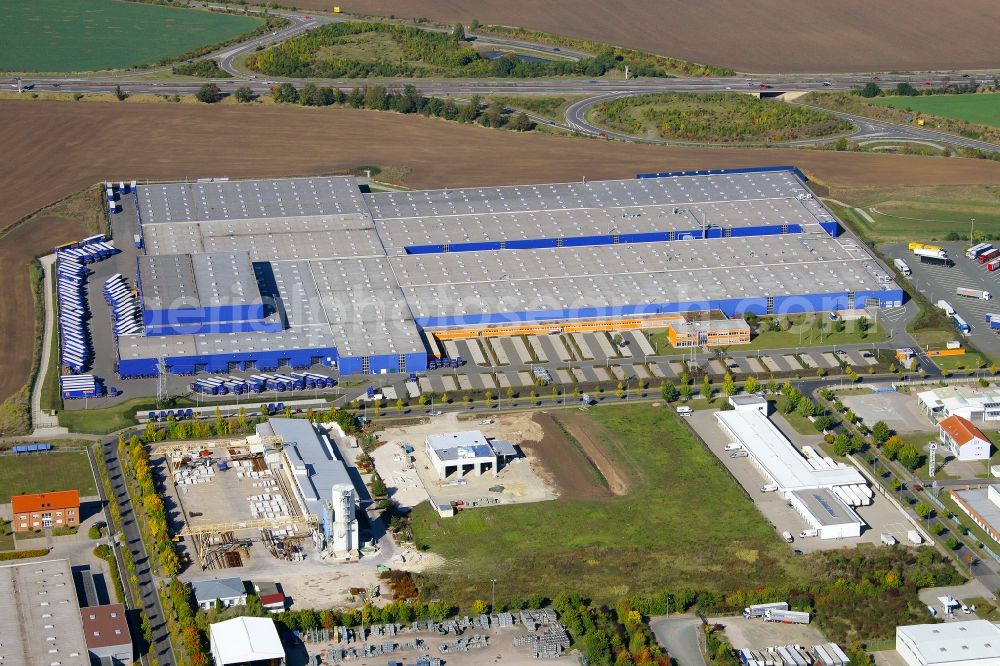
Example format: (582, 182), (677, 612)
(0, 559), (89, 666)
(393, 234), (896, 322)
(954, 488), (1000, 534)
(364, 170), (809, 220)
(123, 170), (897, 363)
(138, 252), (263, 311)
(259, 418), (353, 519)
(790, 488), (862, 527)
(137, 176), (368, 224)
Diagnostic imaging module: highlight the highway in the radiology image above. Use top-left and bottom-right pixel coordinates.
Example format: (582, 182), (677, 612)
(8, 3), (1000, 153)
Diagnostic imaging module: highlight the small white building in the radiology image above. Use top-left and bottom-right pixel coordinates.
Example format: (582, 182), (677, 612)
(939, 414), (993, 461)
(209, 616), (285, 666)
(896, 620), (1000, 666)
(729, 394), (769, 415)
(191, 577), (247, 610)
(426, 430), (498, 478)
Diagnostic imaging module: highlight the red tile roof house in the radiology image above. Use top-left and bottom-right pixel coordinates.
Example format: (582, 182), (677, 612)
(11, 489), (80, 532)
(939, 414), (993, 462)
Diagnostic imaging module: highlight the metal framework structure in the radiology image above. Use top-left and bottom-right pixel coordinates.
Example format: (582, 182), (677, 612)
(179, 514), (317, 537)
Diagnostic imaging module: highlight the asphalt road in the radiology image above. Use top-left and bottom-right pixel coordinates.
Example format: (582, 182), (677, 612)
(8, 3), (1000, 153)
(101, 436), (177, 666)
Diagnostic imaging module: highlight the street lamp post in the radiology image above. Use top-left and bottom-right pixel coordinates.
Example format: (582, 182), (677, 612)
(971, 218), (976, 243)
(490, 579), (497, 612)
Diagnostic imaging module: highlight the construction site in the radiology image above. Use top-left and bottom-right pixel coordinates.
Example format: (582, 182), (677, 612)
(373, 412), (557, 516)
(157, 417), (364, 572)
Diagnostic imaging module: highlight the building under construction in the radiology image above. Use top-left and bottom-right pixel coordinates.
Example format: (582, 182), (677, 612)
(106, 166), (902, 378)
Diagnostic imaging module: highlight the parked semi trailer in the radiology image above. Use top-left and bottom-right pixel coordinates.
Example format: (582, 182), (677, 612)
(893, 258), (912, 276)
(978, 248), (1000, 264)
(909, 242), (950, 263)
(763, 609), (810, 624)
(743, 602), (789, 619)
(966, 242), (993, 260)
(957, 287), (991, 300)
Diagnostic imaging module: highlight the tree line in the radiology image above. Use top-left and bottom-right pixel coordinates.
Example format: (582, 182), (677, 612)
(259, 82), (535, 131)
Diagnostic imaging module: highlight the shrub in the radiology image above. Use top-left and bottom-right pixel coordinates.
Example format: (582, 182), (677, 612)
(195, 83), (223, 104)
(0, 548), (49, 561)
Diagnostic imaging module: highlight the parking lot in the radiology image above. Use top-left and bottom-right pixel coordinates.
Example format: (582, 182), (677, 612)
(712, 614), (828, 652)
(840, 390), (936, 433)
(884, 241), (1000, 356)
(688, 408), (920, 551)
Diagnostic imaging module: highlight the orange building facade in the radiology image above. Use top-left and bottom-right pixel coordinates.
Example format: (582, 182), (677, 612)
(11, 490), (81, 532)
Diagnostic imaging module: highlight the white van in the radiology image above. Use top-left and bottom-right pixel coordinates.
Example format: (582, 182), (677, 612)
(760, 484), (778, 492)
(676, 406), (693, 416)
(724, 443), (743, 451)
(782, 531), (794, 543)
(799, 528), (818, 538)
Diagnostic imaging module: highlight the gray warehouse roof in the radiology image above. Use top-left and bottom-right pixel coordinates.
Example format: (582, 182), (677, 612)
(123, 169), (898, 364)
(191, 577), (246, 604)
(789, 488), (862, 527)
(137, 176), (368, 224)
(258, 418), (353, 519)
(138, 252), (263, 311)
(0, 559), (89, 666)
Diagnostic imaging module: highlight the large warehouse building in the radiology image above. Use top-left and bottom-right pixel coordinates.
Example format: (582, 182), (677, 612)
(97, 166), (902, 378)
(716, 401), (870, 539)
(896, 620), (1000, 666)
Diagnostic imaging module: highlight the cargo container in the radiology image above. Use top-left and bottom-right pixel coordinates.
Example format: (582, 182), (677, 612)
(892, 257), (912, 276)
(966, 242), (993, 259)
(937, 299), (956, 316)
(763, 609), (810, 624)
(989, 258), (1000, 272)
(957, 286), (991, 300)
(743, 602), (788, 619)
(979, 248), (1000, 264)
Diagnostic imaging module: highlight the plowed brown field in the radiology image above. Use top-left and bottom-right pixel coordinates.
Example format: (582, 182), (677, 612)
(4, 99), (1000, 401)
(290, 0), (1000, 74)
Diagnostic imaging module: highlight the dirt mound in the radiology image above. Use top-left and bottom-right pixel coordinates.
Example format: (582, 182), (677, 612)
(520, 411), (624, 500)
(307, 0), (1000, 74)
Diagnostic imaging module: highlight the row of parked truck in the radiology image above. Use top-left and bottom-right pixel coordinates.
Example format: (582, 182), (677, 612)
(736, 643), (850, 666)
(191, 372), (334, 395)
(966, 242), (1000, 270)
(428, 356), (464, 370)
(742, 602), (810, 624)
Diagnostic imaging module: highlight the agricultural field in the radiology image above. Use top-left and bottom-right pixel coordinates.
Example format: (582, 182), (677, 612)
(590, 93), (851, 143)
(824, 185), (1000, 243)
(411, 404), (805, 605)
(0, 450), (96, 502)
(873, 94), (1000, 129)
(3, 99), (1000, 401)
(307, 0), (1000, 73)
(0, 0), (262, 72)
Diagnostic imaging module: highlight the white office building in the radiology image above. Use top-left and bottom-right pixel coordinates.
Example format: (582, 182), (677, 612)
(918, 385), (1000, 423)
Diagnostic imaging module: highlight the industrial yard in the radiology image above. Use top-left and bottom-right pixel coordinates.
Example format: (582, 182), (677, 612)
(373, 412), (557, 513)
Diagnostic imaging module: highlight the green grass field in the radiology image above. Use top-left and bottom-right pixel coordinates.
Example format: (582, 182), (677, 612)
(873, 94), (1000, 129)
(0, 0), (262, 72)
(0, 450), (96, 502)
(411, 404), (802, 605)
(58, 396), (193, 434)
(826, 186), (1000, 243)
